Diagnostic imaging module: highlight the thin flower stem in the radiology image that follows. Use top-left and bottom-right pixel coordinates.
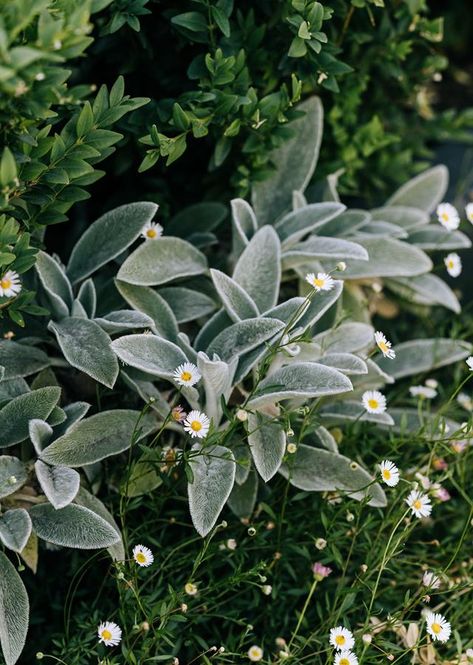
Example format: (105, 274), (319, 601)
(288, 578), (318, 650)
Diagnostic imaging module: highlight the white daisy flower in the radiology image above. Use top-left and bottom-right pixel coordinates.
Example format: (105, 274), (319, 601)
(362, 390), (386, 414)
(409, 385), (437, 399)
(374, 331), (395, 359)
(329, 627), (355, 651)
(379, 460), (400, 487)
(422, 571), (441, 589)
(305, 272), (335, 292)
(457, 392), (473, 411)
(436, 203), (460, 230)
(98, 621), (122, 647)
(183, 410), (210, 438)
(425, 611), (451, 642)
(334, 650), (358, 665)
(141, 220), (163, 240)
(173, 362), (201, 387)
(132, 544), (154, 567)
(0, 270), (22, 298)
(444, 253), (462, 277)
(465, 202), (473, 223)
(247, 645), (264, 662)
(405, 490), (432, 518)
(466, 356), (473, 371)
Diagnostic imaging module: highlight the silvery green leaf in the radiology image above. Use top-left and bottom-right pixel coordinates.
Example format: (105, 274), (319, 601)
(322, 209), (369, 237)
(30, 503), (121, 549)
(292, 190), (308, 209)
(314, 322), (374, 354)
(386, 165), (448, 213)
(95, 309), (155, 334)
(263, 297), (307, 326)
(385, 274), (460, 314)
(227, 469), (258, 519)
(377, 338), (472, 379)
(197, 352), (237, 424)
(252, 96), (323, 225)
(231, 198), (257, 256)
(0, 387), (61, 448)
(177, 332), (199, 365)
(276, 202), (346, 246)
(53, 402), (91, 438)
(358, 221), (408, 238)
(248, 362), (352, 409)
(408, 225), (472, 250)
(158, 287), (217, 324)
(115, 280), (179, 340)
(111, 333), (187, 378)
(48, 406), (66, 427)
(279, 444), (386, 507)
(0, 341), (49, 380)
(49, 317), (118, 389)
(67, 202), (159, 283)
(166, 202), (227, 237)
(320, 400), (394, 426)
(282, 236), (368, 268)
(206, 318), (285, 362)
(0, 510), (32, 553)
(371, 206), (429, 230)
(28, 419), (53, 455)
(318, 353), (368, 375)
(188, 443), (236, 536)
(35, 250), (72, 318)
(332, 238), (432, 278)
(233, 226), (281, 312)
(248, 412), (286, 481)
(35, 461), (80, 509)
(234, 344), (273, 384)
(0, 551), (29, 665)
(194, 310), (232, 351)
(210, 269), (259, 321)
(70, 299), (88, 318)
(117, 237), (208, 286)
(77, 279), (97, 318)
(350, 358), (394, 391)
(74, 487), (125, 561)
(120, 451), (163, 498)
(232, 439), (252, 485)
(121, 370), (170, 419)
(0, 456), (27, 499)
(0, 378), (29, 402)
(314, 426), (337, 452)
(297, 280), (343, 330)
(41, 409), (156, 467)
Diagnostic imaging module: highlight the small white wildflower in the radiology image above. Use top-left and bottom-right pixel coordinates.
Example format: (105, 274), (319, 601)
(247, 645), (263, 662)
(286, 442), (297, 454)
(374, 331), (395, 359)
(422, 571), (441, 589)
(184, 582), (198, 596)
(436, 203), (460, 230)
(305, 272), (335, 292)
(444, 252), (462, 277)
(173, 362), (201, 387)
(465, 202), (473, 223)
(362, 390), (386, 414)
(0, 271), (22, 298)
(334, 650), (358, 665)
(457, 392), (473, 411)
(132, 544), (154, 567)
(183, 410), (210, 439)
(98, 621), (122, 647)
(466, 356), (473, 371)
(329, 627), (355, 651)
(379, 460), (400, 487)
(409, 385), (437, 399)
(406, 490), (432, 518)
(261, 585), (272, 596)
(425, 611), (451, 643)
(141, 220), (164, 240)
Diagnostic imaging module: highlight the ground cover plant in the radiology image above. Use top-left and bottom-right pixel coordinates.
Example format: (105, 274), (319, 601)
(0, 2), (473, 665)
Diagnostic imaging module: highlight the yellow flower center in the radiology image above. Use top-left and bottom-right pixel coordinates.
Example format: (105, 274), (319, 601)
(382, 469), (391, 480)
(146, 228), (157, 238)
(441, 213), (449, 222)
(313, 278), (325, 287)
(101, 629), (112, 641)
(340, 659), (350, 665)
(413, 499), (422, 510)
(335, 635), (346, 646)
(1, 278), (11, 289)
(181, 371), (192, 382)
(431, 622), (441, 634)
(368, 399), (379, 410)
(191, 420), (202, 432)
(135, 551), (146, 564)
(378, 341), (389, 353)
(448, 260), (454, 269)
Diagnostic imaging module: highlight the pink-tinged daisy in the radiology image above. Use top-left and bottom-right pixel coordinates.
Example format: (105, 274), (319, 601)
(422, 571), (441, 589)
(0, 270), (21, 298)
(312, 562), (332, 580)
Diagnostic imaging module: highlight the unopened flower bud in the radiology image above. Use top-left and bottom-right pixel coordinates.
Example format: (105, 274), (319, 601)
(261, 584), (272, 596)
(226, 538), (237, 550)
(236, 409), (247, 422)
(315, 538), (327, 550)
(8, 475), (17, 485)
(286, 443), (297, 454)
(362, 634), (372, 645)
(336, 261), (347, 272)
(248, 527), (256, 537)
